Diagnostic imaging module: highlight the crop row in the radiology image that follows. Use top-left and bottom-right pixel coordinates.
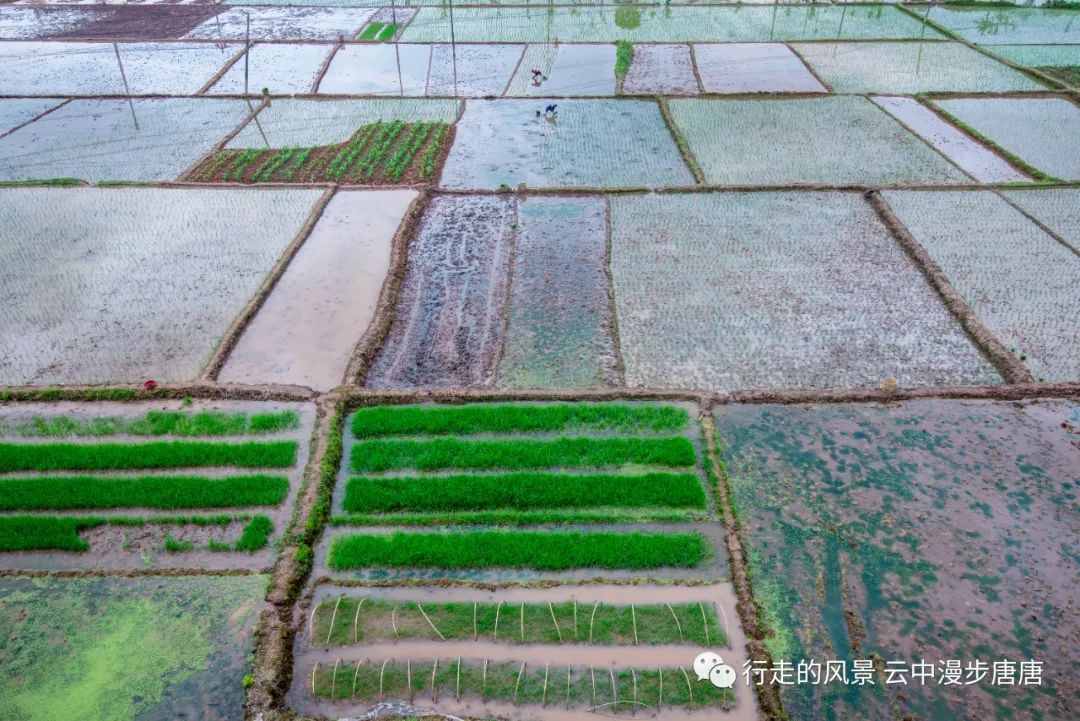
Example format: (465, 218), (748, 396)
(313, 659), (734, 709)
(0, 514), (272, 552)
(0, 410), (298, 438)
(0, 440), (298, 472)
(313, 598), (724, 647)
(342, 472), (706, 513)
(359, 22), (397, 41)
(349, 436), (695, 474)
(0, 474), (288, 511)
(326, 530), (708, 570)
(351, 403), (688, 438)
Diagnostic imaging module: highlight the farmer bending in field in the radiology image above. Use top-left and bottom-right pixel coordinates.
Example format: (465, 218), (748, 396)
(530, 68), (547, 86)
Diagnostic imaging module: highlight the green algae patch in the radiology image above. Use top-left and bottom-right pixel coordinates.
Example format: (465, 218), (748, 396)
(0, 575), (267, 721)
(714, 399), (1080, 721)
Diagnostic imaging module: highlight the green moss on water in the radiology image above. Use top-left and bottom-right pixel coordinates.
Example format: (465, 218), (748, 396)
(0, 576), (266, 721)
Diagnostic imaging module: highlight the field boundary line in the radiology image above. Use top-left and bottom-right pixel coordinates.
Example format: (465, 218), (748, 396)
(200, 187), (338, 382)
(866, 189), (1034, 384)
(602, 195), (627, 385)
(656, 96), (704, 184)
(194, 42), (247, 96)
(344, 189), (433, 386)
(991, 188), (1080, 258)
(783, 40), (834, 94)
(687, 42), (705, 95)
(177, 96), (268, 181)
(311, 37), (345, 94)
(0, 98), (71, 140)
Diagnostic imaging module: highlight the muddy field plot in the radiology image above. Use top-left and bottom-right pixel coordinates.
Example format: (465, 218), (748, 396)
(441, 99), (693, 189)
(184, 6), (373, 40)
(933, 96), (1080, 181)
(368, 194), (620, 389)
(884, 190), (1080, 383)
(506, 44), (616, 96)
(226, 98), (458, 148)
(669, 96), (969, 186)
(219, 189), (414, 391)
(713, 399), (1080, 721)
(792, 41), (1044, 94)
(693, 43), (826, 94)
(291, 583), (752, 721)
(0, 574), (266, 721)
(207, 43), (333, 95)
(609, 192), (1001, 391)
(317, 402), (725, 581)
(0, 5), (224, 40)
(0, 41), (238, 96)
(0, 97), (251, 182)
(188, 119), (452, 184)
(0, 399), (312, 571)
(0, 186), (323, 384)
(319, 43), (522, 97)
(401, 5), (938, 43)
(622, 44), (699, 95)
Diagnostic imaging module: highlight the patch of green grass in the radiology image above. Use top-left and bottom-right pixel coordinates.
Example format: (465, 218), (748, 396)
(352, 403), (688, 437)
(0, 178), (82, 187)
(0, 516), (93, 551)
(163, 536), (195, 552)
(0, 409), (299, 438)
(0, 440), (298, 472)
(314, 659), (734, 709)
(314, 597), (724, 646)
(343, 471), (706, 512)
(615, 40), (634, 77)
(326, 529), (708, 570)
(359, 22), (383, 40)
(234, 515), (273, 551)
(0, 475), (288, 511)
(0, 388), (139, 403)
(377, 23), (398, 40)
(350, 436), (695, 473)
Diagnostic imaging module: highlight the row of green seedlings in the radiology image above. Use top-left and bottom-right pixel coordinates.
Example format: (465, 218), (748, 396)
(311, 658), (735, 710)
(359, 22), (397, 41)
(196, 146), (314, 183)
(313, 598), (724, 648)
(326, 529), (709, 571)
(0, 409), (298, 438)
(327, 120), (447, 182)
(0, 514), (272, 552)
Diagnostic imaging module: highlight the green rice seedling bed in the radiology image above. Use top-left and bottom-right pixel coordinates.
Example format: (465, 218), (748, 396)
(0, 514), (272, 552)
(186, 120), (452, 185)
(313, 659), (735, 709)
(0, 409), (298, 438)
(0, 440), (298, 472)
(312, 597), (724, 647)
(359, 22), (397, 40)
(351, 403), (688, 437)
(342, 472), (706, 513)
(348, 436), (696, 473)
(0, 474), (289, 511)
(330, 510), (696, 527)
(326, 530), (709, 570)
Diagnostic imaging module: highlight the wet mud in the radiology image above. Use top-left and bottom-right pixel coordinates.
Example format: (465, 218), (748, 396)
(46, 5), (224, 40)
(366, 195), (516, 389)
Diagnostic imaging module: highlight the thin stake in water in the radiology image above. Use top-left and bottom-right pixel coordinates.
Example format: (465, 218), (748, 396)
(112, 43), (138, 131)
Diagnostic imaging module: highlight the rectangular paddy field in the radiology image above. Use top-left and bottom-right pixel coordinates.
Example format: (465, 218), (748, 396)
(0, 186), (324, 385)
(367, 194), (621, 390)
(712, 398), (1080, 721)
(0, 98), (251, 182)
(299, 400), (755, 719)
(0, 399), (312, 571)
(668, 96), (970, 186)
(609, 192), (1000, 391)
(882, 190), (1080, 383)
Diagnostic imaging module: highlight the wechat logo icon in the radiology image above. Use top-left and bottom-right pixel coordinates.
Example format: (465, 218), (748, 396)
(694, 651), (737, 689)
